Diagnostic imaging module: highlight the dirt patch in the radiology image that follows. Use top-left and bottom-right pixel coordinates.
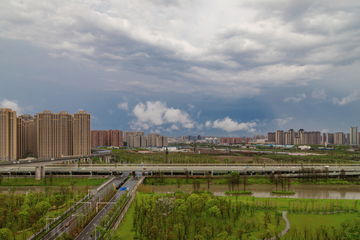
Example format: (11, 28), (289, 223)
(215, 155), (275, 163)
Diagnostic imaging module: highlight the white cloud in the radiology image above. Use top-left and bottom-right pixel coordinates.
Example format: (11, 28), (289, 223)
(0, 99), (22, 115)
(131, 101), (195, 130)
(197, 111), (201, 118)
(188, 104), (195, 110)
(107, 109), (114, 114)
(284, 93), (306, 103)
(273, 117), (293, 127)
(196, 123), (204, 131)
(312, 89), (327, 100)
(212, 117), (257, 132)
(321, 129), (330, 133)
(118, 102), (129, 110)
(333, 92), (358, 105)
(205, 120), (212, 128)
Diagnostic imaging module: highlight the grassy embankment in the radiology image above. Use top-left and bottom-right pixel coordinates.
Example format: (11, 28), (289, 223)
(0, 177), (108, 186)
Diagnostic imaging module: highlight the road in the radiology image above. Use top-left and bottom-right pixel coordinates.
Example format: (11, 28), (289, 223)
(75, 177), (140, 240)
(41, 177), (126, 240)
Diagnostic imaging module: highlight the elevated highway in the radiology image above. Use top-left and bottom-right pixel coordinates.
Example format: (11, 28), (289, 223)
(0, 148), (112, 180)
(2, 164), (360, 178)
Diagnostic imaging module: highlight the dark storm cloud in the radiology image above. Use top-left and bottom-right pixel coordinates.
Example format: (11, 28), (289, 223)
(1, 0), (360, 134)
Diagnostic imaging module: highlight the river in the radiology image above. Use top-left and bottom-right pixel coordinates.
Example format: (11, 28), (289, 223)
(152, 184), (360, 199)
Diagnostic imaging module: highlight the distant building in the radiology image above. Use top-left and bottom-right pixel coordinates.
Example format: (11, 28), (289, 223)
(267, 132), (275, 142)
(275, 130), (284, 145)
(91, 130), (123, 148)
(234, 137), (242, 144)
(350, 126), (358, 145)
(326, 133), (334, 144)
(334, 132), (344, 145)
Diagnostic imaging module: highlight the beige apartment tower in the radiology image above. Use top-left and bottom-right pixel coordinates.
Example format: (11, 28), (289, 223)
(0, 108), (17, 161)
(73, 111), (91, 156)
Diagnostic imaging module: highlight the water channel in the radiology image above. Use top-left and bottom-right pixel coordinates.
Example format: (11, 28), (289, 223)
(2, 184), (360, 200)
(152, 184), (360, 199)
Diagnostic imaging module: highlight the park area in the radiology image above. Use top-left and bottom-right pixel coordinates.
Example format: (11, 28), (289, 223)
(114, 189), (360, 240)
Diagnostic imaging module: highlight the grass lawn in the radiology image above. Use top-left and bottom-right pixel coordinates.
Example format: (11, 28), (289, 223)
(14, 230), (32, 240)
(113, 197), (136, 239)
(0, 177), (107, 186)
(283, 212), (359, 238)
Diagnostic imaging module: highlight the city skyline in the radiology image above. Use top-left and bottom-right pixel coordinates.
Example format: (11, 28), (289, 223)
(1, 1), (360, 136)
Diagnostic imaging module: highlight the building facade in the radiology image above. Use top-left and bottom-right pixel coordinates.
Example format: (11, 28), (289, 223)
(0, 108), (17, 161)
(350, 126), (358, 145)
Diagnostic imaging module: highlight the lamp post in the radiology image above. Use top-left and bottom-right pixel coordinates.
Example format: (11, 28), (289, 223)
(94, 224), (97, 240)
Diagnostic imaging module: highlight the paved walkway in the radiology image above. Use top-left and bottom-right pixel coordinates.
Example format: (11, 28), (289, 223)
(264, 211), (290, 240)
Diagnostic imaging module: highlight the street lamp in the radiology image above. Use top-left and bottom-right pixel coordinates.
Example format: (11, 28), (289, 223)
(94, 224), (97, 240)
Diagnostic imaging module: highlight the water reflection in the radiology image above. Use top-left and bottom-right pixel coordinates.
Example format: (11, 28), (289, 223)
(152, 184), (360, 199)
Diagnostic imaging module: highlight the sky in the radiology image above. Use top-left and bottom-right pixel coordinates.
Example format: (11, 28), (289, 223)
(1, 0), (360, 137)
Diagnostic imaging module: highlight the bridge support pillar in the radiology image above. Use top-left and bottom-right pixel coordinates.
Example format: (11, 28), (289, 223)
(211, 171), (213, 176)
(35, 165), (45, 180)
(105, 155), (110, 164)
(99, 156), (103, 162)
(191, 171), (193, 176)
(90, 171), (92, 176)
(171, 171), (173, 176)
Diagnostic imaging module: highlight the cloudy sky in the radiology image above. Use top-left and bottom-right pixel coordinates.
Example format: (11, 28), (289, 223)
(1, 0), (360, 137)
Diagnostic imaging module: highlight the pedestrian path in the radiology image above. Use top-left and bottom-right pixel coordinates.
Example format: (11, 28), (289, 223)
(264, 211), (290, 240)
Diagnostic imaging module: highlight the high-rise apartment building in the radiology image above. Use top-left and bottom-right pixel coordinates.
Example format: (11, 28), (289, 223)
(147, 133), (159, 147)
(267, 132), (275, 142)
(326, 133), (334, 144)
(0, 108), (17, 161)
(73, 111), (91, 156)
(275, 130), (284, 145)
(274, 129), (320, 145)
(234, 137), (242, 144)
(350, 126), (358, 145)
(222, 137), (234, 144)
(243, 137), (251, 144)
(0, 109), (91, 161)
(334, 132), (344, 145)
(344, 133), (350, 144)
(124, 131), (144, 145)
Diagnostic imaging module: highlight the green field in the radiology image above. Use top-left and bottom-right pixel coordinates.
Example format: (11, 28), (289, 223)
(283, 212), (360, 239)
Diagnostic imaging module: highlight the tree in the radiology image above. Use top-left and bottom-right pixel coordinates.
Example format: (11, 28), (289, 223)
(243, 173), (248, 191)
(49, 173), (53, 185)
(236, 229), (244, 240)
(177, 178), (181, 189)
(184, 170), (190, 183)
(205, 171), (212, 191)
(0, 228), (12, 240)
(0, 173), (3, 185)
(194, 235), (205, 240)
